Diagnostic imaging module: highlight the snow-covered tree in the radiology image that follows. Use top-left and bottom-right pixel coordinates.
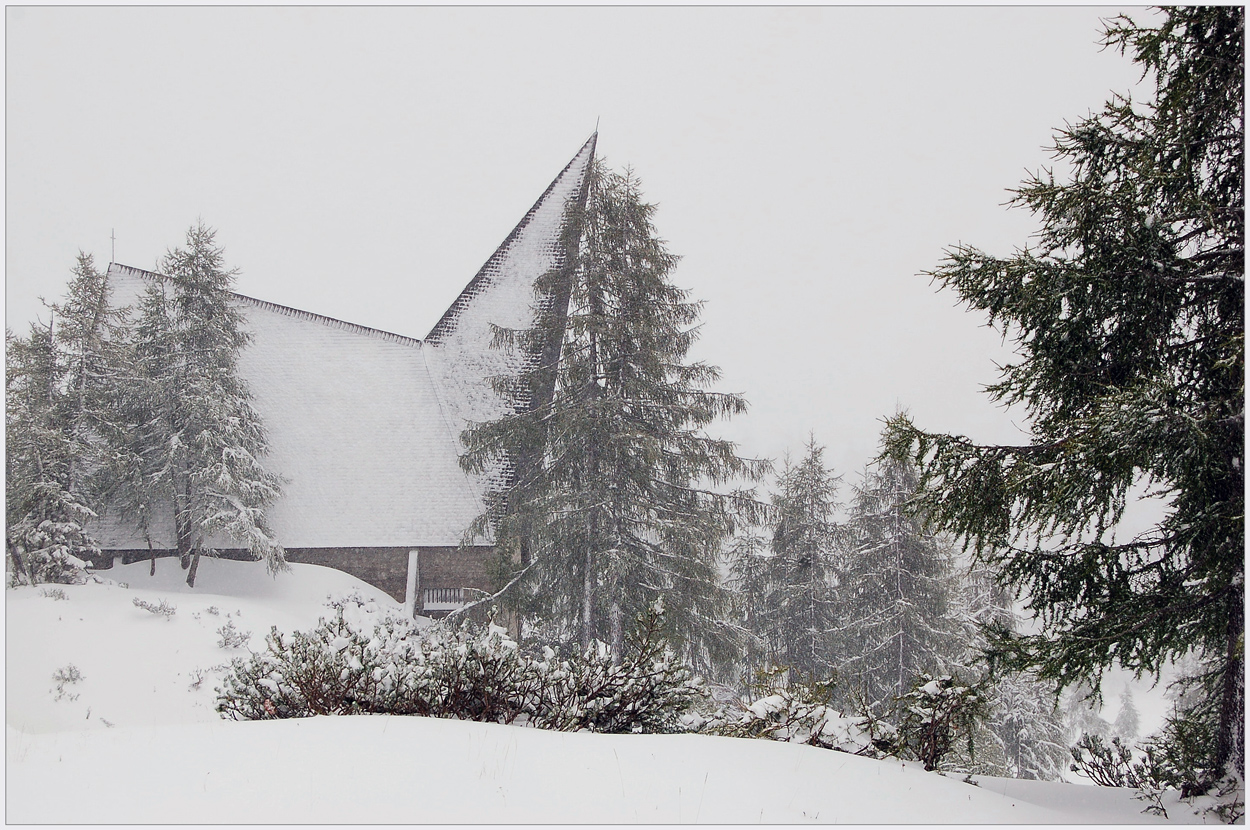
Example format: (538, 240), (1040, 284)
(461, 162), (765, 670)
(50, 253), (131, 493)
(1061, 681), (1112, 745)
(835, 449), (961, 713)
(955, 560), (1068, 780)
(764, 438), (841, 681)
(6, 322), (97, 584)
(1113, 686), (1141, 743)
(724, 528), (773, 672)
(986, 672), (1070, 780)
(882, 8), (1243, 791)
(112, 223), (286, 587)
(5, 254), (123, 585)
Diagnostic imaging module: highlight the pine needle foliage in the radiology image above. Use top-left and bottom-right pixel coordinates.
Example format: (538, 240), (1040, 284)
(461, 161), (766, 669)
(882, 8), (1243, 790)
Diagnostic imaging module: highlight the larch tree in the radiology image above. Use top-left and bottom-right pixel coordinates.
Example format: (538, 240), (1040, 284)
(882, 8), (1243, 792)
(6, 321), (98, 584)
(5, 254), (122, 585)
(461, 161), (765, 669)
(764, 437), (842, 681)
(835, 446), (962, 713)
(115, 222), (286, 587)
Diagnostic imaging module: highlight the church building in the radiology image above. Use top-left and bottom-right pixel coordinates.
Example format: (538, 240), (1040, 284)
(91, 134), (597, 616)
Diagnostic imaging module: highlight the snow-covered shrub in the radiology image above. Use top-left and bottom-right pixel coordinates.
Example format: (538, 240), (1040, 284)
(215, 596), (706, 732)
(40, 587), (68, 601)
(52, 664), (83, 701)
(896, 673), (984, 771)
(7, 517), (94, 586)
(215, 605), (418, 719)
(216, 620), (251, 649)
(529, 600), (706, 734)
(716, 669), (896, 755)
(132, 597), (176, 618)
(1069, 733), (1171, 817)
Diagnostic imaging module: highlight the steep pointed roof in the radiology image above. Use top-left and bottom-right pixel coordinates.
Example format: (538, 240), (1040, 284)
(423, 133), (596, 489)
(89, 136), (596, 552)
(426, 133), (596, 346)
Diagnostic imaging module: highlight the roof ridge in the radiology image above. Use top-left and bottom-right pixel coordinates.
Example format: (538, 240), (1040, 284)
(106, 262), (423, 348)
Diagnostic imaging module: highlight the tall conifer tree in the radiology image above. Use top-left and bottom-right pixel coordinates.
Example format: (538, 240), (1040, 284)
(115, 223), (286, 587)
(6, 254), (121, 584)
(883, 8), (1243, 789)
(725, 529), (773, 673)
(462, 161), (764, 669)
(836, 449), (962, 712)
(764, 437), (841, 680)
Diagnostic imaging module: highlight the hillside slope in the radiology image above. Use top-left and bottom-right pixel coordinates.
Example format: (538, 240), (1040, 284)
(5, 558), (1196, 823)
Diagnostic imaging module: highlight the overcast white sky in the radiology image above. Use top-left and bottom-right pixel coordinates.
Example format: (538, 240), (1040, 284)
(7, 5), (1152, 482)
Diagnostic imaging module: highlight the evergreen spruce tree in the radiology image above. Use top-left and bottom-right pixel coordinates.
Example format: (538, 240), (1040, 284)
(836, 447), (961, 712)
(985, 672), (1070, 780)
(764, 437), (841, 681)
(114, 223), (286, 587)
(1113, 686), (1140, 743)
(724, 528), (774, 673)
(461, 162), (765, 671)
(958, 560), (1070, 780)
(5, 254), (123, 585)
(882, 8), (1243, 789)
(5, 321), (98, 584)
(1061, 681), (1113, 745)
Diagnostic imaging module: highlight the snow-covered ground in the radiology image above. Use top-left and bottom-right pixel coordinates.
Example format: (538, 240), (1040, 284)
(5, 558), (1209, 823)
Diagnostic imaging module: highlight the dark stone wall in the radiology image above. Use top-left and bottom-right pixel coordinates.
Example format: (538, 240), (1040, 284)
(414, 546), (494, 600)
(92, 545), (496, 609)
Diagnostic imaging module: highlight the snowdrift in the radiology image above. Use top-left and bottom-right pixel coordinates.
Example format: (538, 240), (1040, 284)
(5, 558), (1193, 823)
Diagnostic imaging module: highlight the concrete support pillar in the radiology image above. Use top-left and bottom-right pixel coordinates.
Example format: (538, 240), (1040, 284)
(404, 550), (420, 618)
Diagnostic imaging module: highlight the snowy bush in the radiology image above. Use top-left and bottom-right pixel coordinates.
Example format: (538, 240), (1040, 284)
(215, 597), (705, 732)
(52, 664), (83, 701)
(40, 587), (68, 601)
(716, 669), (897, 756)
(1069, 730), (1245, 823)
(1069, 733), (1172, 817)
(896, 673), (984, 772)
(528, 600), (706, 734)
(132, 597), (176, 618)
(216, 620), (251, 649)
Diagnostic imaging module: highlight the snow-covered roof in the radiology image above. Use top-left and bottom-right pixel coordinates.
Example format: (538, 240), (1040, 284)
(92, 134), (597, 551)
(95, 263), (481, 549)
(425, 133), (596, 490)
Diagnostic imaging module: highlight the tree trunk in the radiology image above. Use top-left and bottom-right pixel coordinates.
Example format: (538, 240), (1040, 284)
(1211, 596), (1245, 787)
(580, 547), (595, 649)
(609, 601), (624, 664)
(186, 550), (200, 588)
(175, 475), (193, 570)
